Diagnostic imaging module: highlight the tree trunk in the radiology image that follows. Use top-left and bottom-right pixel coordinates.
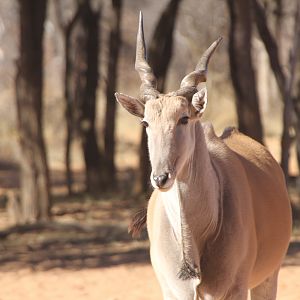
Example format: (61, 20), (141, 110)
(274, 0), (283, 54)
(135, 0), (182, 195)
(104, 0), (122, 187)
(253, 0), (300, 179)
(64, 21), (76, 196)
(63, 9), (81, 196)
(296, 89), (300, 173)
(295, 47), (300, 173)
(227, 0), (264, 144)
(15, 0), (50, 222)
(280, 4), (300, 179)
(77, 1), (103, 193)
(54, 1), (86, 195)
(62, 1), (103, 194)
(252, 0), (285, 95)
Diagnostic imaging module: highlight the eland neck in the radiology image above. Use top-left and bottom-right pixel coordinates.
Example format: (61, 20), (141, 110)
(163, 121), (221, 257)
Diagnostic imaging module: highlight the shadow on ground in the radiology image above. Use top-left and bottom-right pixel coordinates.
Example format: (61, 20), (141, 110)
(1, 218), (299, 271)
(283, 240), (300, 267)
(0, 220), (150, 271)
(0, 190), (150, 272)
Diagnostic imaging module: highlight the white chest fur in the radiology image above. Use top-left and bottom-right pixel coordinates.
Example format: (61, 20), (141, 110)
(161, 182), (182, 242)
(151, 182), (201, 299)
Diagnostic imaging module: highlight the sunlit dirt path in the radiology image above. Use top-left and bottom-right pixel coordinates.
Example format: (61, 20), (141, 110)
(0, 264), (299, 300)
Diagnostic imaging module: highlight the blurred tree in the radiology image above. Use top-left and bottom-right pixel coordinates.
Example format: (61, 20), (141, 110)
(55, 0), (103, 194)
(75, 0), (103, 193)
(274, 0), (283, 51)
(253, 0), (300, 179)
(295, 60), (300, 169)
(279, 5), (300, 180)
(15, 0), (50, 222)
(135, 0), (182, 195)
(227, 0), (264, 144)
(104, 0), (122, 188)
(54, 0), (81, 195)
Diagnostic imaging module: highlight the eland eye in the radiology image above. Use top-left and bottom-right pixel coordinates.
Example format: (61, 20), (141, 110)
(141, 120), (149, 128)
(178, 116), (189, 125)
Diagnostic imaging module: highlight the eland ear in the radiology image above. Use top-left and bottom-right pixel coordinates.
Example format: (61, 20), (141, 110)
(115, 92), (144, 118)
(192, 87), (207, 117)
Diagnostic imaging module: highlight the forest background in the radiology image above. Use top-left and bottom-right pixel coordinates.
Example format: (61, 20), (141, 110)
(0, 0), (300, 299)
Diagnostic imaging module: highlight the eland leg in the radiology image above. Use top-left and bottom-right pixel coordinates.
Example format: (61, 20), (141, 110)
(250, 269), (279, 300)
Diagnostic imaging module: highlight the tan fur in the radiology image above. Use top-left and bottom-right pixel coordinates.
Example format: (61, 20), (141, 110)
(220, 128), (291, 288)
(143, 97), (292, 300)
(115, 16), (290, 299)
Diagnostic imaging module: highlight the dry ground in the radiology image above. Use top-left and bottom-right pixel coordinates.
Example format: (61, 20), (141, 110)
(0, 263), (300, 300)
(0, 197), (299, 300)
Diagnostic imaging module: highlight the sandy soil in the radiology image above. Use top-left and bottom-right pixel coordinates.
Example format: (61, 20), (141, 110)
(0, 198), (299, 300)
(0, 263), (299, 300)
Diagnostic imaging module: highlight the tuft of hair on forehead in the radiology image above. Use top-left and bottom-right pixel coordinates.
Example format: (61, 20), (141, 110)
(144, 95), (189, 122)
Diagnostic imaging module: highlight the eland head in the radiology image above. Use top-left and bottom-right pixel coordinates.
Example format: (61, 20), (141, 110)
(115, 12), (222, 191)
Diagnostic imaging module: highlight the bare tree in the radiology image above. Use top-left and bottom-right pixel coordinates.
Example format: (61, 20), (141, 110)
(54, 0), (81, 195)
(274, 0), (283, 50)
(135, 0), (182, 195)
(54, 0), (104, 193)
(253, 0), (300, 179)
(295, 60), (300, 169)
(15, 0), (50, 222)
(77, 0), (103, 193)
(104, 0), (122, 187)
(227, 0), (264, 144)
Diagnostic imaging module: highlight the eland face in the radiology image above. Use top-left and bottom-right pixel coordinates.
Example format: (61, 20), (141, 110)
(143, 96), (194, 190)
(115, 12), (220, 191)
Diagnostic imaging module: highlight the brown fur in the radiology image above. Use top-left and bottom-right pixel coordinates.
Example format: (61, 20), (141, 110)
(128, 207), (147, 238)
(116, 21), (291, 298)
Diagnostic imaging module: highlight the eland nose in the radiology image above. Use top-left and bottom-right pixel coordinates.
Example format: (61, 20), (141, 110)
(153, 173), (169, 188)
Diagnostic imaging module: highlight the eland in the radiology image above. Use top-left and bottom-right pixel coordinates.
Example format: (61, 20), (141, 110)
(115, 12), (292, 300)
